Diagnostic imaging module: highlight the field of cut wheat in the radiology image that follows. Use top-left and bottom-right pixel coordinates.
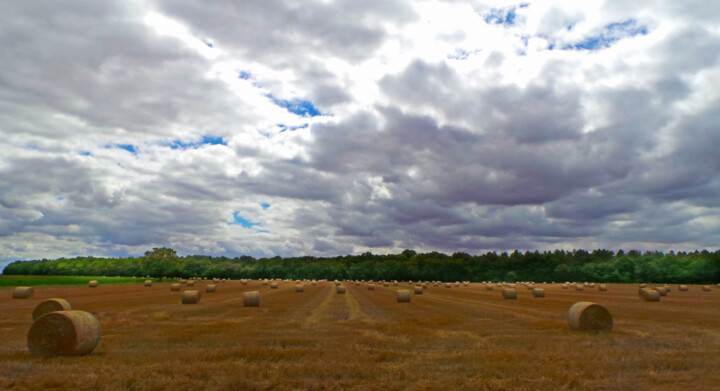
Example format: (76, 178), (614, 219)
(2, 279), (719, 390)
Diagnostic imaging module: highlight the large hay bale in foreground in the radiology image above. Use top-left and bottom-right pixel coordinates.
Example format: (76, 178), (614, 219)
(639, 288), (660, 301)
(367, 284), (375, 291)
(144, 280), (152, 287)
(32, 298), (71, 320)
(396, 290), (411, 303)
(295, 285), (304, 292)
(181, 290), (201, 304)
(567, 302), (613, 332)
(336, 286), (346, 294)
(171, 284), (181, 291)
(27, 310), (101, 357)
(532, 288), (545, 298)
(502, 288), (518, 299)
(13, 287), (34, 299)
(678, 284), (688, 291)
(88, 281), (98, 288)
(243, 291), (260, 307)
(414, 286), (423, 295)
(206, 284), (217, 293)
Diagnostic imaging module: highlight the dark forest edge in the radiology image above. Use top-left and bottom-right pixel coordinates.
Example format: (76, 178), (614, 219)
(3, 248), (720, 284)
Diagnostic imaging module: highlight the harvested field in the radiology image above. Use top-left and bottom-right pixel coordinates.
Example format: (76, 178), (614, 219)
(1, 281), (719, 390)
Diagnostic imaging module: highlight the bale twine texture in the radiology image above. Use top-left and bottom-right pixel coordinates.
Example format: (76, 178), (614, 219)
(32, 298), (71, 320)
(502, 288), (518, 299)
(567, 302), (613, 332)
(27, 310), (101, 357)
(243, 291), (260, 307)
(396, 290), (411, 303)
(13, 287), (34, 299)
(182, 290), (201, 304)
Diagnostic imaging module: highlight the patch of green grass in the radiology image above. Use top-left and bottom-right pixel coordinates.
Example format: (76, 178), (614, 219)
(0, 275), (168, 287)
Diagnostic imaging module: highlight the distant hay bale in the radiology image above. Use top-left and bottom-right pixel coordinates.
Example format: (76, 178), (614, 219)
(639, 283), (647, 288)
(270, 282), (278, 289)
(32, 299), (71, 320)
(414, 286), (423, 295)
(206, 284), (217, 293)
(312, 281), (317, 286)
(575, 285), (584, 291)
(444, 283), (451, 288)
(243, 291), (260, 307)
(336, 286), (346, 294)
(241, 280), (248, 285)
(144, 280), (152, 287)
(181, 290), (201, 304)
(532, 288), (545, 298)
(12, 287), (34, 299)
(599, 284), (608, 292)
(678, 284), (688, 291)
(295, 285), (304, 292)
(502, 288), (518, 299)
(88, 281), (98, 288)
(702, 285), (711, 292)
(171, 284), (181, 291)
(567, 302), (613, 332)
(383, 283), (389, 287)
(396, 290), (411, 303)
(179, 280), (187, 285)
(367, 284), (375, 291)
(654, 287), (667, 296)
(562, 284), (568, 289)
(187, 281), (195, 287)
(485, 284), (494, 290)
(27, 310), (101, 357)
(639, 288), (660, 301)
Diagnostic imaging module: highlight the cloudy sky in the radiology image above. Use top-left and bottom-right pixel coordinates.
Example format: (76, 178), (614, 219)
(1, 0), (719, 267)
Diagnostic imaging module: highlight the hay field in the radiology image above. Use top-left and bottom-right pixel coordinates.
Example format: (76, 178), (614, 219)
(1, 280), (719, 390)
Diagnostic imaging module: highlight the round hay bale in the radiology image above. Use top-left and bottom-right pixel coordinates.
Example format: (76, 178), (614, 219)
(502, 288), (518, 299)
(270, 282), (278, 289)
(532, 288), (545, 298)
(396, 290), (411, 303)
(187, 281), (195, 287)
(575, 285), (584, 291)
(12, 287), (34, 299)
(181, 290), (201, 304)
(702, 285), (711, 292)
(561, 284), (568, 289)
(678, 284), (688, 291)
(639, 288), (660, 301)
(654, 287), (667, 296)
(414, 286), (423, 295)
(88, 281), (98, 288)
(170, 284), (181, 291)
(32, 298), (71, 320)
(444, 283), (451, 288)
(485, 284), (494, 290)
(144, 280), (152, 287)
(567, 302), (613, 332)
(367, 284), (375, 291)
(206, 284), (217, 293)
(27, 310), (101, 357)
(243, 291), (260, 307)
(295, 285), (304, 292)
(336, 286), (346, 294)
(598, 284), (608, 292)
(638, 283), (647, 288)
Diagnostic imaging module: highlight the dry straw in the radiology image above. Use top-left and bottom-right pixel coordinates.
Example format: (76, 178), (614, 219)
(502, 288), (518, 299)
(575, 285), (584, 291)
(561, 284), (568, 289)
(243, 291), (260, 307)
(144, 280), (152, 287)
(655, 287), (667, 296)
(170, 284), (181, 291)
(567, 302), (613, 332)
(702, 285), (712, 291)
(532, 288), (545, 298)
(599, 284), (608, 292)
(336, 286), (346, 294)
(270, 282), (278, 289)
(485, 284), (494, 290)
(32, 298), (71, 320)
(414, 286), (423, 295)
(396, 290), (411, 303)
(444, 283), (451, 288)
(88, 280), (98, 288)
(187, 281), (195, 287)
(678, 284), (688, 291)
(27, 310), (101, 357)
(367, 284), (375, 291)
(182, 290), (201, 304)
(12, 286), (34, 299)
(639, 288), (660, 301)
(206, 284), (217, 293)
(296, 285), (304, 292)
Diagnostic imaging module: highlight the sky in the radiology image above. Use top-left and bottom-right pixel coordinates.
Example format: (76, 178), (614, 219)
(1, 0), (719, 268)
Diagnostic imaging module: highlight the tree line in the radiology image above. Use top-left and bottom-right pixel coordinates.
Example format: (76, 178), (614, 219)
(3, 248), (719, 284)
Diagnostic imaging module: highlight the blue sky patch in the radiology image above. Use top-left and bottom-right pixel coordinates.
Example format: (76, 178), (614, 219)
(230, 212), (260, 228)
(261, 203), (270, 210)
(56, 197), (64, 201)
(562, 19), (648, 51)
(79, 151), (91, 156)
(268, 95), (322, 117)
(277, 123), (309, 133)
(484, 7), (518, 25)
(204, 41), (213, 48)
(111, 144), (137, 154)
(238, 71), (251, 80)
(167, 136), (227, 150)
